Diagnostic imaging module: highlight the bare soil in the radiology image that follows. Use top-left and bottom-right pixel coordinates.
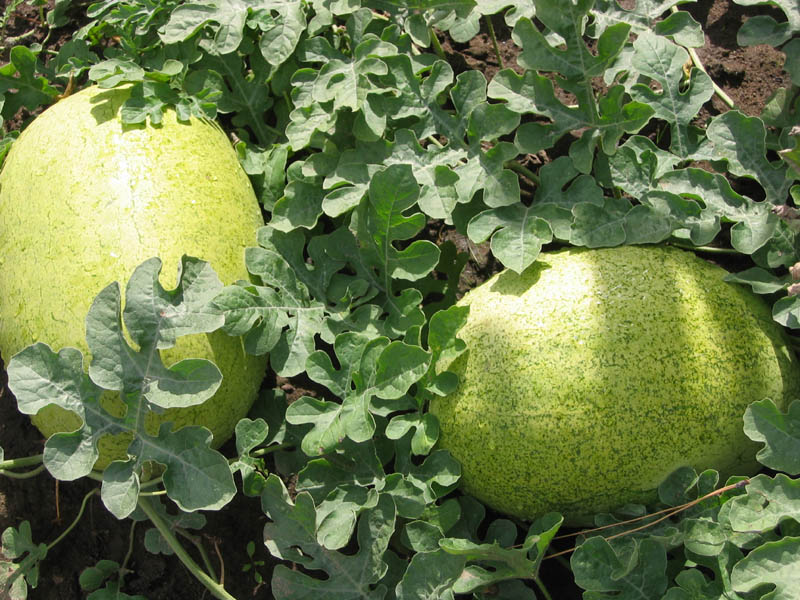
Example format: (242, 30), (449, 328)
(0, 0), (794, 598)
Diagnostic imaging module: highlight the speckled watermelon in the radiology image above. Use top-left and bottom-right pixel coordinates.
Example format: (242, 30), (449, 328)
(0, 85), (267, 467)
(429, 245), (800, 525)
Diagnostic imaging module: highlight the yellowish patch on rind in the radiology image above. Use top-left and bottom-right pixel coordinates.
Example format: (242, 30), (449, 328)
(429, 246), (800, 525)
(0, 86), (267, 467)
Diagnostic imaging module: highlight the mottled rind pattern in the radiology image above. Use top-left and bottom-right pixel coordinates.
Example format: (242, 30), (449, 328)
(0, 86), (267, 466)
(430, 246), (800, 525)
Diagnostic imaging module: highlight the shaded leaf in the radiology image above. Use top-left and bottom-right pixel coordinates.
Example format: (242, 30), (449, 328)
(0, 46), (58, 120)
(706, 111), (791, 204)
(395, 550), (465, 600)
(724, 268), (789, 295)
(734, 0), (800, 47)
(744, 399), (800, 474)
(731, 536), (800, 600)
(261, 475), (396, 599)
(571, 536), (668, 599)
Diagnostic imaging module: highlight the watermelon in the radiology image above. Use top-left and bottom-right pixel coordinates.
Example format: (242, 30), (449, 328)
(0, 85), (267, 467)
(429, 245), (800, 525)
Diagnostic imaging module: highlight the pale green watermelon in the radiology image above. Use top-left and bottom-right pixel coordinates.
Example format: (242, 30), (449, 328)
(0, 85), (267, 467)
(430, 245), (800, 525)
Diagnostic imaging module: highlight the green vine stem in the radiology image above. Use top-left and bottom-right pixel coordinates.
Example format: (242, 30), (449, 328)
(429, 27), (447, 61)
(533, 576), (554, 600)
(0, 454), (45, 479)
(505, 160), (541, 186)
(48, 488), (98, 550)
(670, 6), (735, 109)
(0, 464), (46, 479)
(137, 496), (236, 600)
(485, 16), (504, 69)
(3, 487), (98, 595)
(175, 528), (219, 583)
(119, 520), (137, 585)
(0, 454), (44, 471)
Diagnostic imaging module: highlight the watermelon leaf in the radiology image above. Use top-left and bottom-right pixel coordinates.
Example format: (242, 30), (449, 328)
(743, 399), (800, 474)
(6, 258), (234, 518)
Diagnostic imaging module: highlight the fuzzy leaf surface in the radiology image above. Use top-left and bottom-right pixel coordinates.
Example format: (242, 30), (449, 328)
(731, 537), (800, 600)
(744, 399), (800, 474)
(261, 475), (396, 599)
(6, 259), (234, 517)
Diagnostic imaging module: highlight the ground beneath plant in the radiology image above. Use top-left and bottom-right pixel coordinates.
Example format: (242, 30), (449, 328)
(0, 1), (792, 598)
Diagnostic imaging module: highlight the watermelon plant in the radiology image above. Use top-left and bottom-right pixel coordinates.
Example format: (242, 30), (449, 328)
(0, 0), (799, 599)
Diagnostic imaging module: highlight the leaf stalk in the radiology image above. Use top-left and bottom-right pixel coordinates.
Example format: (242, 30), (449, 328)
(137, 496), (235, 600)
(0, 454), (44, 471)
(505, 160), (541, 186)
(533, 576), (554, 600)
(669, 6), (735, 109)
(429, 27), (447, 61)
(485, 16), (504, 69)
(175, 527), (219, 583)
(47, 489), (98, 551)
(0, 464), (46, 479)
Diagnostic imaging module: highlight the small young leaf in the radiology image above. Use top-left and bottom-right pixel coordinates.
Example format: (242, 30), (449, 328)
(360, 164), (440, 281)
(88, 59), (145, 88)
(662, 568), (726, 600)
(296, 439), (386, 504)
(382, 473), (430, 521)
(79, 559), (121, 592)
(288, 333), (430, 455)
(231, 417), (271, 496)
(142, 498), (207, 555)
(315, 485), (379, 550)
(1, 522), (47, 599)
(385, 413), (439, 455)
(213, 239), (326, 377)
(440, 512), (563, 593)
